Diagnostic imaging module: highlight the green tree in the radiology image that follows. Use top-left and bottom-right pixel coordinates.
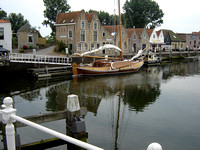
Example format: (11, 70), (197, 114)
(0, 8), (7, 19)
(43, 0), (71, 37)
(123, 0), (164, 28)
(88, 9), (118, 26)
(7, 13), (28, 35)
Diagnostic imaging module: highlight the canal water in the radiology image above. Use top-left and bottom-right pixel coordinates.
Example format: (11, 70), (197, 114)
(0, 60), (200, 150)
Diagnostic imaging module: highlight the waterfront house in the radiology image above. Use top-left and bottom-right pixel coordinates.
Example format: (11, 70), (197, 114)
(56, 10), (129, 56)
(164, 30), (186, 50)
(17, 23), (39, 49)
(56, 10), (109, 55)
(177, 32), (200, 50)
(0, 19), (12, 52)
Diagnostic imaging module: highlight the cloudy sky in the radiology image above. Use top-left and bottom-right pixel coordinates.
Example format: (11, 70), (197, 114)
(1, 0), (199, 37)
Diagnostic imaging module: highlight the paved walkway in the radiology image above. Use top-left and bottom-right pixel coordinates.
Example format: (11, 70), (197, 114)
(13, 46), (65, 56)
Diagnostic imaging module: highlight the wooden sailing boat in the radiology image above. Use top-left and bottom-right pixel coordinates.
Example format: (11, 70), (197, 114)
(72, 0), (148, 77)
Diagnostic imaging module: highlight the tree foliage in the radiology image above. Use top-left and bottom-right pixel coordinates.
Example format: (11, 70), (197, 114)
(7, 13), (28, 34)
(0, 8), (7, 19)
(43, 0), (71, 36)
(88, 9), (119, 26)
(123, 0), (164, 28)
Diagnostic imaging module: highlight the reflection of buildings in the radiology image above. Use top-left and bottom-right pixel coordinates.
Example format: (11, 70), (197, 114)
(162, 61), (200, 80)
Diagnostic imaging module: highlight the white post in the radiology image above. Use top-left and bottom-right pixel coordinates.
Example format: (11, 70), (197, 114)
(147, 142), (162, 150)
(0, 97), (16, 150)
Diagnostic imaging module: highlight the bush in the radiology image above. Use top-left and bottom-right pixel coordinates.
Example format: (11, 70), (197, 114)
(55, 40), (67, 53)
(23, 45), (28, 50)
(28, 45), (33, 49)
(19, 49), (24, 53)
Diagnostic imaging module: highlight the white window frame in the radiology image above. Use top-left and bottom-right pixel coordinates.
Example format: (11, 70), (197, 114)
(84, 43), (88, 51)
(81, 20), (85, 29)
(80, 30), (86, 42)
(68, 30), (72, 38)
(0, 28), (4, 40)
(93, 31), (98, 42)
(77, 43), (81, 51)
(28, 34), (33, 43)
(93, 21), (98, 30)
(91, 43), (95, 50)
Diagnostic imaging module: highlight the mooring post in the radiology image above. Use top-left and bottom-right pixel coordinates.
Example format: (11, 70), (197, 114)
(146, 142), (162, 150)
(0, 97), (16, 150)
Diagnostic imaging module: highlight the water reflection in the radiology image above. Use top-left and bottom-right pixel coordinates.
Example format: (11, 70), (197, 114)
(0, 60), (200, 149)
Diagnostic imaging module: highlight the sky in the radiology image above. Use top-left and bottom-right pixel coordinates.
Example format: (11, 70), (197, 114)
(0, 0), (200, 37)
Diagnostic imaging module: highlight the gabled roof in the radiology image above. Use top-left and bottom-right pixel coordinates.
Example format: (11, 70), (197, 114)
(103, 25), (120, 33)
(0, 19), (10, 23)
(18, 23), (38, 33)
(56, 11), (82, 24)
(126, 28), (135, 38)
(167, 30), (185, 42)
(86, 13), (94, 23)
(146, 29), (154, 37)
(135, 28), (144, 37)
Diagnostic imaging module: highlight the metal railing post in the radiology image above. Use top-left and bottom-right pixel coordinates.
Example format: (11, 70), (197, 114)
(0, 96), (103, 150)
(0, 97), (16, 150)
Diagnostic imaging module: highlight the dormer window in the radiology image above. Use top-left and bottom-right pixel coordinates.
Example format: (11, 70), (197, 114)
(81, 20), (85, 29)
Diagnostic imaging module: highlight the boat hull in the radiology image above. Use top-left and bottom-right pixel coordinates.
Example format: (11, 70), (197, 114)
(73, 60), (144, 77)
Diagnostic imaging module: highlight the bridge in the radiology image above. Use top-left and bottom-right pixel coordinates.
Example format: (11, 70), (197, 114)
(9, 53), (72, 65)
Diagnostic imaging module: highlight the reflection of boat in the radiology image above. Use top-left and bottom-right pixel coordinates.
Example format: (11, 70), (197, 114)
(144, 51), (162, 65)
(72, 44), (147, 77)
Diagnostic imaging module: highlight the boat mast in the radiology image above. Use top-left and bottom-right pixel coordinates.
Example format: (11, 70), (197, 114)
(118, 0), (123, 60)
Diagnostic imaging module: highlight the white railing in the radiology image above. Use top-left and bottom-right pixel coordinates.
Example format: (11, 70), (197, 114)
(9, 53), (72, 65)
(0, 96), (103, 150)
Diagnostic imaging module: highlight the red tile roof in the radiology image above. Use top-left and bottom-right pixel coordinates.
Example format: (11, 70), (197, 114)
(126, 28), (135, 38)
(103, 25), (120, 33)
(0, 19), (10, 23)
(56, 11), (81, 24)
(86, 13), (94, 23)
(192, 32), (200, 35)
(135, 28), (144, 37)
(147, 29), (154, 37)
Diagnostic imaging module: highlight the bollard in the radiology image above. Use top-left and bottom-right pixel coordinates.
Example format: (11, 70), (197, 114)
(67, 94), (80, 112)
(0, 97), (16, 150)
(147, 142), (162, 150)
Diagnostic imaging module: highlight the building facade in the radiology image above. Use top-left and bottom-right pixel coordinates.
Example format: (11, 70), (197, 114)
(0, 19), (12, 52)
(17, 23), (39, 49)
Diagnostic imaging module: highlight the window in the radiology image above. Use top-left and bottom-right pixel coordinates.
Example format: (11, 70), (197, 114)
(93, 31), (98, 42)
(81, 20), (85, 29)
(80, 30), (85, 42)
(97, 44), (100, 48)
(28, 34), (33, 43)
(153, 34), (155, 38)
(91, 43), (94, 50)
(68, 30), (72, 38)
(134, 34), (136, 39)
(144, 34), (146, 39)
(102, 32), (106, 37)
(84, 43), (88, 51)
(94, 21), (98, 30)
(124, 42), (127, 50)
(122, 31), (124, 36)
(0, 28), (4, 40)
(77, 43), (81, 51)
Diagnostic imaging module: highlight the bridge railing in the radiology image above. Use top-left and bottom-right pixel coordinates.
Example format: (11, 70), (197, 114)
(9, 53), (72, 65)
(0, 96), (103, 150)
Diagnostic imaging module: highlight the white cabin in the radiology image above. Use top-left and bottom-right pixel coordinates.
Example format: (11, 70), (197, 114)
(0, 19), (12, 52)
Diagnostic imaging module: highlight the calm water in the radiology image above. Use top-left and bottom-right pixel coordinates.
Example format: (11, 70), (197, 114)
(0, 60), (200, 150)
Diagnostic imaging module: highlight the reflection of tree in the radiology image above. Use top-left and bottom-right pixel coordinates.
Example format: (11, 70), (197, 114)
(124, 84), (160, 112)
(45, 83), (69, 112)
